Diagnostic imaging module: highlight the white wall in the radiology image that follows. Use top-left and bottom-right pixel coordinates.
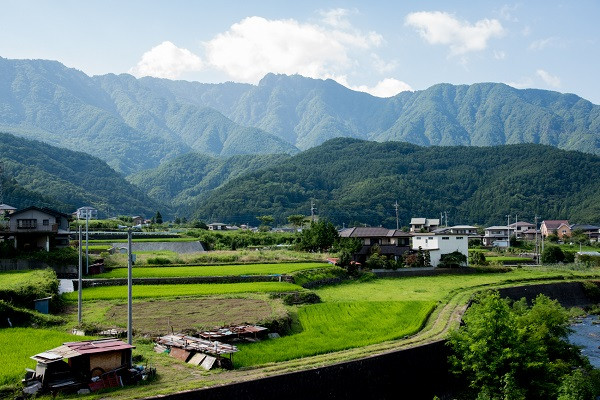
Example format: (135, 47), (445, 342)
(412, 234), (468, 267)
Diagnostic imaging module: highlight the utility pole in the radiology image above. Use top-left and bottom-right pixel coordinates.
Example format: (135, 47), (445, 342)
(85, 211), (89, 275)
(310, 200), (316, 223)
(0, 161), (4, 205)
(127, 228), (133, 346)
(394, 201), (400, 230)
(506, 214), (511, 249)
(444, 211), (448, 227)
(534, 215), (539, 264)
(78, 226), (82, 324)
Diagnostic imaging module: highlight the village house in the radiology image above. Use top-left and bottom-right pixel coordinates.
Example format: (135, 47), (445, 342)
(3, 206), (71, 251)
(208, 222), (228, 231)
(508, 221), (538, 240)
(411, 232), (469, 267)
(434, 225), (479, 235)
(339, 227), (411, 263)
(483, 226), (510, 247)
(74, 206), (98, 220)
(540, 220), (571, 239)
(0, 203), (17, 216)
(570, 224), (600, 242)
(409, 218), (440, 232)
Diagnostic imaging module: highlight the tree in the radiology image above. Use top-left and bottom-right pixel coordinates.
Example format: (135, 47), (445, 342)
(287, 214), (306, 229)
(154, 211), (163, 224)
(257, 215), (274, 231)
(542, 245), (565, 263)
(439, 251), (467, 268)
(470, 251), (487, 265)
(299, 220), (339, 252)
(448, 291), (592, 400)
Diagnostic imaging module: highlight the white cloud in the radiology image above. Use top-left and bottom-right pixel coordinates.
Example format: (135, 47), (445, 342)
(536, 69), (561, 88)
(203, 15), (382, 83)
(494, 50), (506, 60)
(129, 41), (203, 79)
(405, 11), (504, 56)
(498, 4), (520, 22)
(336, 76), (413, 97)
(319, 8), (354, 29)
(529, 37), (560, 51)
(506, 78), (533, 89)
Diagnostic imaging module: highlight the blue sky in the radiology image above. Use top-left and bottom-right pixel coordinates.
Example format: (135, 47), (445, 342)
(2, 1), (599, 103)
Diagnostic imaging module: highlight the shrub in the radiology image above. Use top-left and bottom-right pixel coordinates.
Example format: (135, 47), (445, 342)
(438, 251), (467, 268)
(542, 245), (565, 263)
(147, 257), (172, 265)
(291, 267), (347, 287)
(470, 251), (487, 266)
(279, 291), (321, 305)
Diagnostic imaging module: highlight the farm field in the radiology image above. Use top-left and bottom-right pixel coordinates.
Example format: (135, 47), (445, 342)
(95, 262), (330, 278)
(234, 300), (435, 366)
(315, 266), (599, 303)
(0, 269), (56, 292)
(0, 328), (93, 386)
(62, 281), (302, 301)
(65, 297), (288, 336)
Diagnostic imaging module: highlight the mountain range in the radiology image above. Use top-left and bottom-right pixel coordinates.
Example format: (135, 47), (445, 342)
(0, 57), (599, 177)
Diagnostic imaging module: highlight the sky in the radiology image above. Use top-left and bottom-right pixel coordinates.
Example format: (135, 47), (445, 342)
(1, 1), (599, 103)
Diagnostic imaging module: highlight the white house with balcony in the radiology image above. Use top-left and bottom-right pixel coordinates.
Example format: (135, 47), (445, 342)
(411, 233), (469, 267)
(483, 226), (510, 247)
(75, 206), (98, 220)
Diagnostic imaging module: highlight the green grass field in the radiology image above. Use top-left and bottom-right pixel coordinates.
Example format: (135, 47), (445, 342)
(0, 269), (55, 291)
(62, 282), (302, 301)
(234, 300), (435, 366)
(0, 328), (94, 387)
(95, 263), (331, 278)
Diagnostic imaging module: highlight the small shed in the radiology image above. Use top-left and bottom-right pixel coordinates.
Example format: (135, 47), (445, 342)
(31, 338), (135, 383)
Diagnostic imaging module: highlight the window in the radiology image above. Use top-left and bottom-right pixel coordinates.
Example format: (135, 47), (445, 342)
(43, 219), (49, 226)
(415, 236), (421, 240)
(428, 237), (433, 240)
(456, 237), (464, 240)
(442, 237), (449, 240)
(17, 219), (37, 229)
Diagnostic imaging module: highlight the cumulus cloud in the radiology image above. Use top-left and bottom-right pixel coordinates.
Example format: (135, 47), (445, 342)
(203, 15), (383, 83)
(354, 78), (413, 97)
(129, 41), (203, 79)
(319, 8), (354, 29)
(536, 69), (561, 88)
(405, 11), (504, 55)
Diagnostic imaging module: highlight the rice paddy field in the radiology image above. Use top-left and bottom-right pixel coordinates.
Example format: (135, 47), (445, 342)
(0, 328), (93, 386)
(234, 300), (435, 366)
(95, 262), (330, 278)
(62, 282), (302, 301)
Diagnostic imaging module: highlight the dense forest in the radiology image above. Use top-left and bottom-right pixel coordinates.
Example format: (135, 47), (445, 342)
(0, 132), (159, 217)
(191, 138), (600, 227)
(0, 57), (599, 177)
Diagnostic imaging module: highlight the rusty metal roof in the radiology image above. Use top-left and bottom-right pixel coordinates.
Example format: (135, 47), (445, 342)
(32, 338), (134, 362)
(156, 334), (238, 355)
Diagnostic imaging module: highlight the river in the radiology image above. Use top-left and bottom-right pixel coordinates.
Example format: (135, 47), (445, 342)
(569, 315), (600, 368)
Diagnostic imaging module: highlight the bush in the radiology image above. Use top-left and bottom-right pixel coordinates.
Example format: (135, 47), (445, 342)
(291, 267), (347, 287)
(438, 251), (467, 268)
(542, 245), (565, 263)
(470, 251), (487, 266)
(147, 257), (172, 265)
(279, 291), (321, 306)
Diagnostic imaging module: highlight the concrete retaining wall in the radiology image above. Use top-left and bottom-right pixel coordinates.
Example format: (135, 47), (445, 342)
(0, 259), (49, 271)
(498, 281), (597, 308)
(149, 340), (454, 400)
(111, 241), (205, 254)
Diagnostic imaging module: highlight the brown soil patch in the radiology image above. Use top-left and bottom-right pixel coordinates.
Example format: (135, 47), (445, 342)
(104, 298), (283, 336)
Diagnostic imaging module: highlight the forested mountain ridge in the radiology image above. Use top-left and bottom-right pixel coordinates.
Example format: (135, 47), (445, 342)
(144, 73), (600, 154)
(1, 57), (599, 177)
(0, 132), (159, 217)
(0, 57), (297, 175)
(128, 152), (290, 215)
(191, 138), (600, 227)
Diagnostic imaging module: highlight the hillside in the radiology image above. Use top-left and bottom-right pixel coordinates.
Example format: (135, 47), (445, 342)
(0, 132), (159, 217)
(1, 57), (599, 177)
(0, 58), (297, 174)
(191, 138), (600, 227)
(144, 73), (600, 155)
(128, 152), (289, 215)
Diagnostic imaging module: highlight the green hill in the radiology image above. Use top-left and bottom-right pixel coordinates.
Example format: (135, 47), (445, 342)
(191, 138), (600, 227)
(0, 132), (159, 217)
(128, 152), (289, 215)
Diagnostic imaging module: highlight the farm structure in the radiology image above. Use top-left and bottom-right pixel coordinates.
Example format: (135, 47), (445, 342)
(155, 333), (239, 370)
(199, 324), (268, 342)
(24, 338), (150, 394)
